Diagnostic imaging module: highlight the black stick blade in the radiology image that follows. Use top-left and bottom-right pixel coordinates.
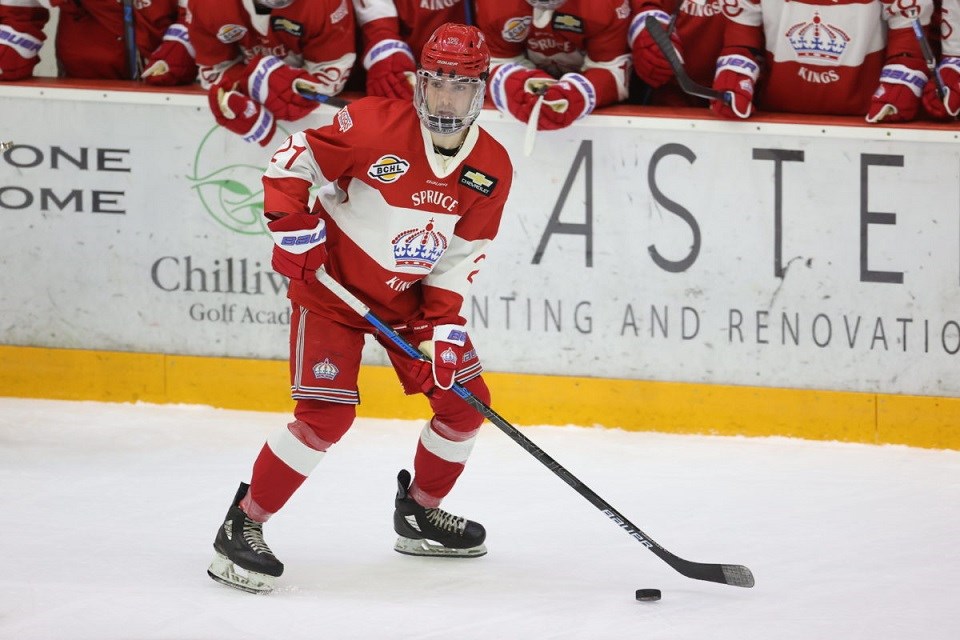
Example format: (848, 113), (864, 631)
(670, 555), (755, 588)
(722, 564), (756, 588)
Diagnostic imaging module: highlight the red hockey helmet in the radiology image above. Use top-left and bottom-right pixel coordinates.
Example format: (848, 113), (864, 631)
(419, 23), (490, 80)
(415, 23), (491, 135)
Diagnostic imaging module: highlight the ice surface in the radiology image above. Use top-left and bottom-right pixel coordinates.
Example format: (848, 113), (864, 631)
(1, 398), (957, 640)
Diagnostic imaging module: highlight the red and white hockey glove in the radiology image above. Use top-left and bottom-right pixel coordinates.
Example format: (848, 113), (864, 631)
(629, 9), (681, 88)
(922, 57), (960, 118)
(417, 324), (468, 392)
(208, 84), (277, 146)
(364, 38), (416, 99)
(866, 63), (927, 123)
(0, 25), (43, 81)
(142, 23), (197, 86)
(711, 51), (760, 119)
(536, 73), (596, 131)
(490, 63), (558, 124)
(266, 213), (327, 283)
(245, 55), (322, 122)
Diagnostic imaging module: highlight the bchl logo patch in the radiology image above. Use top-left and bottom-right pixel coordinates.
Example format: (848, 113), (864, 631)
(312, 358), (339, 381)
(459, 166), (497, 196)
(501, 16), (532, 43)
(216, 24), (247, 44)
(271, 16), (304, 37)
(368, 155), (410, 183)
(553, 13), (584, 33)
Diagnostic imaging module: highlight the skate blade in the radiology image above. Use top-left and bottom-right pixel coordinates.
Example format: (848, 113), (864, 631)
(207, 553), (276, 594)
(394, 536), (487, 558)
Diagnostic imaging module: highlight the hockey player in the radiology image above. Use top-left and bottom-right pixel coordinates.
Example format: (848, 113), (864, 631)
(711, 0), (934, 123)
(207, 22), (513, 594)
(352, 0), (468, 100)
(0, 0), (196, 82)
(186, 0), (356, 147)
(628, 0), (728, 106)
(922, 0), (960, 118)
(477, 0), (632, 131)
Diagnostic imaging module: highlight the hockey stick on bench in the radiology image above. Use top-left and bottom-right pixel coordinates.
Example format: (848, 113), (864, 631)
(911, 17), (946, 100)
(645, 15), (732, 104)
(294, 80), (351, 109)
(121, 0), (139, 80)
(316, 267), (755, 588)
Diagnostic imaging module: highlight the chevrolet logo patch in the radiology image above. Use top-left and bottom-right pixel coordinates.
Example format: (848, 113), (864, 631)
(272, 16), (304, 37)
(459, 166), (497, 196)
(553, 13), (583, 33)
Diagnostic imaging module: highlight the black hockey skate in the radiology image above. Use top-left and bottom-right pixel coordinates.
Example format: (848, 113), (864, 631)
(393, 469), (487, 558)
(207, 482), (283, 594)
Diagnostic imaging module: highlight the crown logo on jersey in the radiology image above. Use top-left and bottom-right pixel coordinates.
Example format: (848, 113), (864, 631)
(392, 219), (449, 271)
(786, 13), (850, 64)
(312, 358), (339, 381)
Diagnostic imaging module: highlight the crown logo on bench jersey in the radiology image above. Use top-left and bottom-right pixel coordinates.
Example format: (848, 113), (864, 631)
(392, 219), (448, 272)
(786, 13), (850, 64)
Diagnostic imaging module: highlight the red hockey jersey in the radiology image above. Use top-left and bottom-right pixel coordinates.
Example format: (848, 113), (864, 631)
(186, 0), (355, 92)
(722, 0), (932, 115)
(353, 0), (467, 62)
(262, 97), (513, 330)
(0, 0), (183, 79)
(475, 0), (632, 108)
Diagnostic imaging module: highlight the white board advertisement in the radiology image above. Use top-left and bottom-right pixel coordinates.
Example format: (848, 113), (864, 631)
(1, 88), (958, 396)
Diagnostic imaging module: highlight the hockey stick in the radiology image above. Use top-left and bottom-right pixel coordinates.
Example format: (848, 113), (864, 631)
(645, 15), (731, 104)
(523, 94), (545, 157)
(294, 81), (351, 109)
(639, 10), (680, 105)
(315, 267), (755, 588)
(911, 18), (946, 99)
(522, 81), (554, 157)
(121, 0), (138, 80)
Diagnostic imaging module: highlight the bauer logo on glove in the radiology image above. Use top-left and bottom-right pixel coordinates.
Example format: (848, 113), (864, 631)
(443, 328), (467, 343)
(279, 229), (326, 249)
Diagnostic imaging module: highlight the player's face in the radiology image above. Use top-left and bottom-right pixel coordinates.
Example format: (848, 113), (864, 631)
(422, 75), (482, 119)
(415, 69), (486, 135)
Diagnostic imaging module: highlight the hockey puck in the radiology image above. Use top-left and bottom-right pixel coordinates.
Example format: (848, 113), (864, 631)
(635, 588), (662, 602)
